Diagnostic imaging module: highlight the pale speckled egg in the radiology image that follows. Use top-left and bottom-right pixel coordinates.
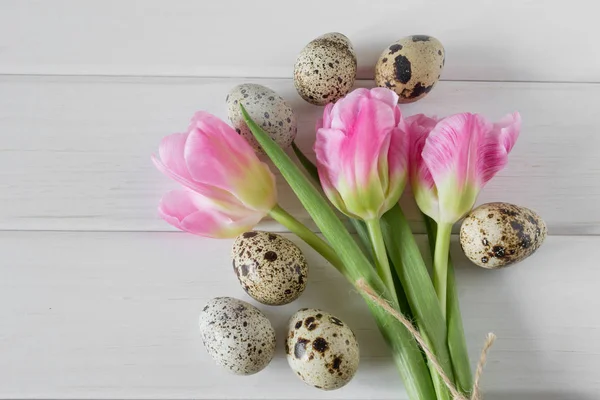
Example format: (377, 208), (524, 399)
(227, 83), (297, 153)
(232, 231), (308, 306)
(285, 308), (359, 390)
(198, 297), (276, 375)
(294, 33), (357, 106)
(375, 35), (445, 103)
(460, 202), (547, 269)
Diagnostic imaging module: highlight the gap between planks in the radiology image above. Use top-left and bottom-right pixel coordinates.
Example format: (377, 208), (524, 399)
(3, 72), (600, 86)
(2, 73), (600, 86)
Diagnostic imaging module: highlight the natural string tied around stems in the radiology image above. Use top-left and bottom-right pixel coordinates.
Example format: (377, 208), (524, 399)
(356, 279), (496, 400)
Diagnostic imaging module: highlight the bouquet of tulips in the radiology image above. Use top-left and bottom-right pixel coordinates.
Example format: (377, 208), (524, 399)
(151, 33), (535, 400)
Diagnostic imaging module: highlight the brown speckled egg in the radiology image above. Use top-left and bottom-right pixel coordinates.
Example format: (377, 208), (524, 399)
(227, 83), (297, 154)
(232, 231), (308, 306)
(286, 308), (359, 390)
(294, 33), (357, 105)
(198, 297), (276, 375)
(375, 35), (445, 103)
(460, 202), (547, 269)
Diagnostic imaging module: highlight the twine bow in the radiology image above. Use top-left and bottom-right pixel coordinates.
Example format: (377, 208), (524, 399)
(356, 279), (496, 400)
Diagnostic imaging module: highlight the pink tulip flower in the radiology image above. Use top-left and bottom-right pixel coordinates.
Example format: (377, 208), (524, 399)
(152, 112), (277, 238)
(407, 112), (521, 224)
(314, 87), (409, 221)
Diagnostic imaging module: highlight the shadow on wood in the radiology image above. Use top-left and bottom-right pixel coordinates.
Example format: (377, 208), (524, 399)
(486, 391), (595, 400)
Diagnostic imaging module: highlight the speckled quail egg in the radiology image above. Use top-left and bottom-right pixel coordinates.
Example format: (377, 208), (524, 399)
(460, 202), (547, 269)
(375, 35), (445, 103)
(232, 231), (308, 306)
(198, 297), (276, 375)
(294, 32), (357, 105)
(285, 308), (359, 390)
(227, 83), (297, 153)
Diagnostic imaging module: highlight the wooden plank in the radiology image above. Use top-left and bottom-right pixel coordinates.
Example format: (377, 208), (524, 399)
(0, 231), (598, 398)
(1, 75), (599, 234)
(0, 0), (598, 82)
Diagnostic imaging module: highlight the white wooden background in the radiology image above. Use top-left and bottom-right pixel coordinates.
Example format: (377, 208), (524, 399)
(1, 1), (599, 399)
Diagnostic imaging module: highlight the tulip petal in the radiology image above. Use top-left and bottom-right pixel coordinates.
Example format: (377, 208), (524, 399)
(417, 112), (521, 223)
(423, 113), (492, 190)
(388, 125), (410, 178)
(184, 112), (277, 211)
(405, 114), (440, 220)
(330, 88), (370, 131)
(406, 111), (521, 224)
(316, 90), (403, 219)
(370, 87), (400, 109)
(315, 127), (347, 202)
(184, 127), (243, 190)
(406, 114), (438, 189)
(185, 113), (255, 188)
(181, 208), (264, 239)
(317, 103), (335, 131)
(158, 189), (200, 230)
(153, 132), (230, 200)
(152, 153), (203, 193)
(152, 153), (245, 208)
(347, 96), (397, 188)
(406, 114), (439, 135)
(494, 112), (521, 153)
(153, 112), (277, 236)
(478, 112), (521, 184)
(370, 87), (401, 125)
(158, 189), (263, 238)
(157, 133), (192, 180)
(189, 111), (256, 160)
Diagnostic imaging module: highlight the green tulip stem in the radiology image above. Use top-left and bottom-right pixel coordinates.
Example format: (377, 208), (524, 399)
(433, 222), (453, 318)
(423, 214), (474, 393)
(365, 218), (399, 307)
(269, 205), (345, 273)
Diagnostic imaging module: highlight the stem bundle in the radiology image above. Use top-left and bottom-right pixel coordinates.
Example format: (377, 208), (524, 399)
(243, 107), (485, 400)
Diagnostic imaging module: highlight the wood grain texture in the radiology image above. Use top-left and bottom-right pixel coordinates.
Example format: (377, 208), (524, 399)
(1, 75), (599, 234)
(0, 0), (598, 82)
(1, 2), (597, 399)
(0, 232), (598, 399)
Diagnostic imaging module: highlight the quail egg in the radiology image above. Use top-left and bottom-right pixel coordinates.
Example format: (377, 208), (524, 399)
(232, 231), (308, 306)
(286, 308), (359, 390)
(198, 297), (276, 375)
(460, 202), (547, 269)
(227, 83), (297, 153)
(375, 35), (445, 103)
(294, 32), (357, 105)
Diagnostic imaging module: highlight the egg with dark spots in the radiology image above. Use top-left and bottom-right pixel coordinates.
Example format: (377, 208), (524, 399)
(460, 202), (547, 269)
(198, 297), (276, 375)
(227, 83), (297, 153)
(294, 32), (357, 105)
(286, 308), (359, 390)
(232, 231), (308, 305)
(375, 35), (444, 103)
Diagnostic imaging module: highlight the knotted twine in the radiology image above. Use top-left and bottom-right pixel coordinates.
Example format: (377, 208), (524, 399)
(356, 278), (496, 400)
